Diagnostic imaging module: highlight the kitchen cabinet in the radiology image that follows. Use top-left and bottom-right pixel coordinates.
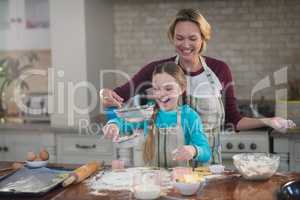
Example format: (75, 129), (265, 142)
(289, 135), (300, 171)
(56, 134), (114, 164)
(0, 131), (56, 162)
(273, 137), (290, 171)
(0, 0), (50, 50)
(0, 133), (15, 161)
(272, 130), (300, 172)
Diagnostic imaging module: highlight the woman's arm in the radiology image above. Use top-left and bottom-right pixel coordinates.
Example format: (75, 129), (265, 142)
(237, 116), (296, 132)
(217, 61), (296, 132)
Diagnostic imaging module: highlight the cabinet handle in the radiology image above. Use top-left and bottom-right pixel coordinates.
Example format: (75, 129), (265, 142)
(75, 144), (96, 149)
(3, 146), (8, 152)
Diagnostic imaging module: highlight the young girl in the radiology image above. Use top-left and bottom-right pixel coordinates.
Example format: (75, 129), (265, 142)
(103, 62), (211, 168)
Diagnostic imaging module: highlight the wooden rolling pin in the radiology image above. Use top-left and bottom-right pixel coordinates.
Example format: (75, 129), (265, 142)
(0, 162), (24, 172)
(62, 161), (103, 187)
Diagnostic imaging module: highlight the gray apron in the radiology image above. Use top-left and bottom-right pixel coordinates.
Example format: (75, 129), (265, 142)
(153, 111), (186, 168)
(175, 55), (225, 164)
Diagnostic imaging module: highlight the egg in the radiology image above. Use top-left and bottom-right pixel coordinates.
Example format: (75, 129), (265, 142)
(26, 151), (36, 161)
(39, 149), (49, 161)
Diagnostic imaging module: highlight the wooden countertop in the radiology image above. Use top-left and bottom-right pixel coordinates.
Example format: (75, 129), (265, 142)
(0, 162), (299, 200)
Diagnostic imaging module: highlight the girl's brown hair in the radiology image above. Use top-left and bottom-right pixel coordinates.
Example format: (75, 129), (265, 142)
(143, 62), (187, 164)
(167, 8), (212, 54)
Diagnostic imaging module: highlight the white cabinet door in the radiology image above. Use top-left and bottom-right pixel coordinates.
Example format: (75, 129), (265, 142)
(17, 0), (50, 49)
(0, 0), (18, 50)
(0, 134), (5, 160)
(56, 134), (114, 164)
(1, 133), (16, 161)
(0, 131), (56, 162)
(0, 0), (50, 50)
(290, 138), (300, 171)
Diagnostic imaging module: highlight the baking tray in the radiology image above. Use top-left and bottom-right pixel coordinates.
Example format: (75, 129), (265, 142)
(0, 169), (18, 182)
(0, 167), (70, 196)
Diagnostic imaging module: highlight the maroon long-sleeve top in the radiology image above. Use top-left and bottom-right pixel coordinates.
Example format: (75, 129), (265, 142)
(114, 56), (242, 129)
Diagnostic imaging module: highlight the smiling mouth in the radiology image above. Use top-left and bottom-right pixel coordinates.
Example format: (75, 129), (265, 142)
(181, 49), (193, 55)
(159, 98), (171, 103)
(183, 49), (192, 53)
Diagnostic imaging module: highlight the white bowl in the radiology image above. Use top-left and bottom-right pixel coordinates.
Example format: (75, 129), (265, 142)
(233, 153), (280, 180)
(26, 160), (48, 168)
(173, 181), (202, 196)
(134, 184), (161, 200)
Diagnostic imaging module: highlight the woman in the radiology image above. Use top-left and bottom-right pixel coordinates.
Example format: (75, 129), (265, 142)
(100, 8), (295, 164)
(103, 62), (211, 167)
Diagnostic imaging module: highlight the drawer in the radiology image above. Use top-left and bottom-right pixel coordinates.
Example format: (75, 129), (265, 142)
(58, 155), (113, 165)
(57, 134), (113, 155)
(56, 134), (114, 164)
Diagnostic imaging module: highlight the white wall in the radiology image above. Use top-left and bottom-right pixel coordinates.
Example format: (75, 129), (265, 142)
(50, 0), (88, 128)
(50, 0), (114, 128)
(85, 0), (114, 120)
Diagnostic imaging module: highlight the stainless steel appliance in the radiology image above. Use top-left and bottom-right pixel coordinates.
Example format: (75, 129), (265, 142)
(220, 130), (270, 169)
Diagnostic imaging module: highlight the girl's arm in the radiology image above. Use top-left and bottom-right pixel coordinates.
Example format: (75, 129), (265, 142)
(183, 107), (211, 163)
(107, 117), (146, 136)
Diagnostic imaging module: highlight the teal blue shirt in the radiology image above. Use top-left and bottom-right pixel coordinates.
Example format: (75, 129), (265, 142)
(108, 105), (211, 163)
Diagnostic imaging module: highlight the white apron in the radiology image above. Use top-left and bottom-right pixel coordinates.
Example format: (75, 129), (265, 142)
(175, 55), (225, 164)
(153, 111), (186, 168)
(133, 110), (186, 168)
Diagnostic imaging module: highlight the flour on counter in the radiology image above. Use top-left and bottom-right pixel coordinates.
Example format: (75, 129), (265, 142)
(86, 167), (173, 193)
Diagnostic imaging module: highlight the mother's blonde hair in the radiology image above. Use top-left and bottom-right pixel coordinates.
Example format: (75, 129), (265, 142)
(168, 8), (212, 54)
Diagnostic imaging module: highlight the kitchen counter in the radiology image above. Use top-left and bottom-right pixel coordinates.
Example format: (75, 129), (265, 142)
(0, 162), (299, 200)
(0, 122), (51, 132)
(271, 127), (300, 137)
(0, 122), (101, 135)
(0, 112), (107, 135)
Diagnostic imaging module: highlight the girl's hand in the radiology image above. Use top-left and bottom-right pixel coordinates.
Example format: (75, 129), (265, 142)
(172, 145), (196, 161)
(102, 123), (120, 140)
(266, 117), (296, 133)
(100, 88), (123, 108)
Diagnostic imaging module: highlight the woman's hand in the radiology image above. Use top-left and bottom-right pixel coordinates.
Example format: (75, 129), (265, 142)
(100, 88), (123, 108)
(265, 117), (296, 133)
(172, 145), (196, 161)
(102, 123), (120, 141)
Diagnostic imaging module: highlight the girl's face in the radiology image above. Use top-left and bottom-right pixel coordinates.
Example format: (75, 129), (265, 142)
(173, 21), (203, 63)
(152, 73), (184, 111)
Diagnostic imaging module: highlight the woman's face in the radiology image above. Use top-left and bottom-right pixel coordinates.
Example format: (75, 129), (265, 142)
(173, 21), (203, 63)
(152, 73), (183, 111)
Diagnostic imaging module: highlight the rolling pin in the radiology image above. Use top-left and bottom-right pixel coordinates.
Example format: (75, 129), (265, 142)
(62, 161), (103, 187)
(0, 162), (24, 172)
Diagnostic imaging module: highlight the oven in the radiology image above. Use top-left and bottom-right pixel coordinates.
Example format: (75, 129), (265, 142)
(220, 130), (270, 169)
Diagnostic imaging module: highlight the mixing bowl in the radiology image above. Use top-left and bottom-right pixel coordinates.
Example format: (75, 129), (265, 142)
(233, 153), (280, 180)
